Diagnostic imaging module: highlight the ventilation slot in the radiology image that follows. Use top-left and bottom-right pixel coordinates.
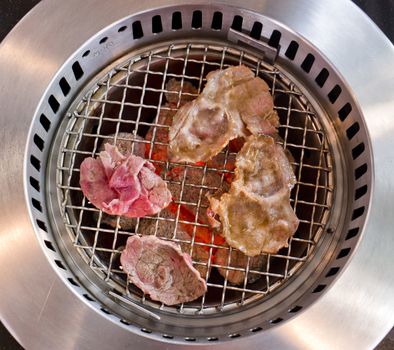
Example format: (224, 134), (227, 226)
(101, 308), (111, 315)
(48, 95), (60, 113)
(44, 240), (56, 252)
(31, 198), (42, 212)
(285, 40), (299, 60)
(207, 337), (218, 341)
(99, 37), (108, 44)
(162, 334), (174, 339)
(118, 25), (127, 33)
(83, 294), (94, 301)
(355, 163), (368, 179)
(231, 15), (243, 31)
(33, 134), (44, 151)
(338, 103), (352, 121)
(184, 337), (196, 342)
(120, 320), (131, 326)
(211, 11), (223, 30)
(39, 114), (51, 132)
(36, 219), (47, 231)
(312, 284), (326, 293)
(270, 318), (283, 324)
(355, 185), (368, 200)
(55, 259), (66, 270)
(288, 305), (303, 313)
(301, 53), (315, 73)
(82, 50), (90, 57)
(352, 206), (365, 220)
(250, 327), (262, 333)
(352, 143), (365, 160)
(192, 10), (202, 29)
(346, 227), (360, 240)
(268, 29), (281, 48)
(132, 21), (144, 39)
(315, 68), (329, 87)
(229, 333), (240, 339)
(337, 248), (351, 259)
(346, 122), (360, 140)
(72, 61), (84, 80)
(59, 77), (71, 96)
(68, 278), (79, 287)
(152, 15), (163, 33)
(326, 267), (340, 277)
(172, 12), (182, 30)
(30, 155), (41, 171)
(328, 85), (342, 103)
(250, 22), (262, 39)
(30, 176), (40, 192)
(141, 328), (152, 334)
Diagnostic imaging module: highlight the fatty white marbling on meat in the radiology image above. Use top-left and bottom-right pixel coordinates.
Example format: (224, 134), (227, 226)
(169, 65), (279, 162)
(80, 143), (171, 218)
(209, 135), (299, 256)
(120, 235), (207, 305)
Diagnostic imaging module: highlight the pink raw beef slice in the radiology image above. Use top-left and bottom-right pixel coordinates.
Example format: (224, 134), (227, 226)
(80, 143), (172, 218)
(120, 235), (207, 305)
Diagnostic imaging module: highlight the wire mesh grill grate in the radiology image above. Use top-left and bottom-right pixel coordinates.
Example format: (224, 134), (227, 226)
(56, 43), (333, 314)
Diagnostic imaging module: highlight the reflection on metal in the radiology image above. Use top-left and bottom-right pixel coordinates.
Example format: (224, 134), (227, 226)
(108, 291), (161, 321)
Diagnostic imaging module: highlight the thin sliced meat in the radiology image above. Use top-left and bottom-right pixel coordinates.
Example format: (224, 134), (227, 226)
(208, 135), (299, 256)
(96, 133), (145, 229)
(80, 143), (171, 218)
(233, 134), (296, 197)
(137, 217), (212, 279)
(169, 65), (279, 162)
(145, 79), (197, 173)
(210, 188), (298, 256)
(120, 235), (207, 305)
(79, 157), (118, 207)
(227, 77), (279, 135)
(169, 99), (238, 162)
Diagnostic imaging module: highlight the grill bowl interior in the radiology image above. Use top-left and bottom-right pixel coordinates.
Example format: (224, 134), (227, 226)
(58, 42), (333, 314)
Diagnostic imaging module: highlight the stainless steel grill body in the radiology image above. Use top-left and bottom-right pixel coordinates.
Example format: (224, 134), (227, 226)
(53, 42), (334, 315)
(0, 0), (393, 349)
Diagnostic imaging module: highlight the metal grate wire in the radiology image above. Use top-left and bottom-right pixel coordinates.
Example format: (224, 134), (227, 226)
(56, 43), (333, 314)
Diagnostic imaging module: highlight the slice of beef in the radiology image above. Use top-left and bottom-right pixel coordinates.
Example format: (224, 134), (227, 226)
(80, 143), (171, 218)
(208, 135), (299, 256)
(120, 235), (207, 305)
(168, 65), (279, 163)
(95, 133), (146, 229)
(137, 216), (211, 279)
(145, 79), (197, 176)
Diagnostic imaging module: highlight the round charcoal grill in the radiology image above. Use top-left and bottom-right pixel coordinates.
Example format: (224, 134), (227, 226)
(0, 0), (393, 349)
(52, 42), (335, 316)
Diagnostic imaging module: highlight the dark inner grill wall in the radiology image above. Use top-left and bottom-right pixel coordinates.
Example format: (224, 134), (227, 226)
(0, 1), (392, 349)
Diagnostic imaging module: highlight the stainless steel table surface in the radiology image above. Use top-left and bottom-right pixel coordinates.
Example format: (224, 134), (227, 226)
(0, 0), (392, 349)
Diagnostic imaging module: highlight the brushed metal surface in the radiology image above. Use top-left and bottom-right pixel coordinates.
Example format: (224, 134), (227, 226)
(0, 0), (393, 349)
